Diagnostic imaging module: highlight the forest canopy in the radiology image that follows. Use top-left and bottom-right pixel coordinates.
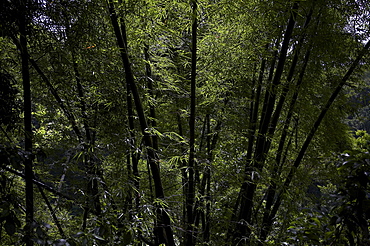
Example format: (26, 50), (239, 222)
(1, 0), (370, 245)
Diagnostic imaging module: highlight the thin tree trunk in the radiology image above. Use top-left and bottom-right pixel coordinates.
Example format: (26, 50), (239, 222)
(113, 2), (141, 222)
(233, 4), (299, 243)
(193, 115), (209, 242)
(204, 116), (221, 244)
(227, 56), (267, 242)
(254, 1), (299, 172)
(54, 153), (72, 207)
(19, 2), (34, 244)
(26, 56), (84, 142)
(36, 185), (66, 238)
(257, 9), (314, 239)
(4, 166), (79, 203)
(107, 1), (174, 244)
(71, 53), (102, 228)
(127, 86), (140, 211)
(260, 46), (312, 242)
(267, 39), (370, 238)
(143, 44), (155, 208)
(145, 45), (158, 150)
(177, 110), (188, 240)
(17, 13), (102, 228)
(185, 1), (198, 245)
(28, 48), (105, 230)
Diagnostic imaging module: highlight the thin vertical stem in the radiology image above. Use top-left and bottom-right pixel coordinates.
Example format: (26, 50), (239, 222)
(19, 1), (33, 244)
(186, 0), (198, 245)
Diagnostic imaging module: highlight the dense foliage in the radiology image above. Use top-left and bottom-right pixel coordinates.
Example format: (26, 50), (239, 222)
(1, 0), (370, 245)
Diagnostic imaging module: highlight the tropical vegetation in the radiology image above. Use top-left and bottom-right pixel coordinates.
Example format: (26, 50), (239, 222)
(1, 0), (370, 245)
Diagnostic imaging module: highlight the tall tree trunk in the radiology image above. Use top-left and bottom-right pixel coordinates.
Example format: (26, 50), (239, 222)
(107, 1), (174, 244)
(145, 45), (158, 150)
(27, 57), (83, 142)
(260, 46), (312, 242)
(177, 110), (188, 240)
(59, 5), (103, 226)
(227, 55), (267, 242)
(258, 8), (314, 240)
(143, 44), (155, 206)
(19, 1), (34, 244)
(204, 115), (221, 244)
(71, 52), (102, 228)
(36, 185), (66, 238)
(185, 1), (198, 245)
(127, 83), (140, 211)
(267, 39), (370, 239)
(232, 3), (299, 243)
(193, 114), (217, 244)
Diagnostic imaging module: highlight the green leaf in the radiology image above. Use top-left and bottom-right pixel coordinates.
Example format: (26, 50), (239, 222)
(92, 234), (105, 241)
(72, 232), (85, 238)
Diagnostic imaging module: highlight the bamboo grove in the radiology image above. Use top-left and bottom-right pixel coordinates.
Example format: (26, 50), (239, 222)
(1, 0), (370, 245)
